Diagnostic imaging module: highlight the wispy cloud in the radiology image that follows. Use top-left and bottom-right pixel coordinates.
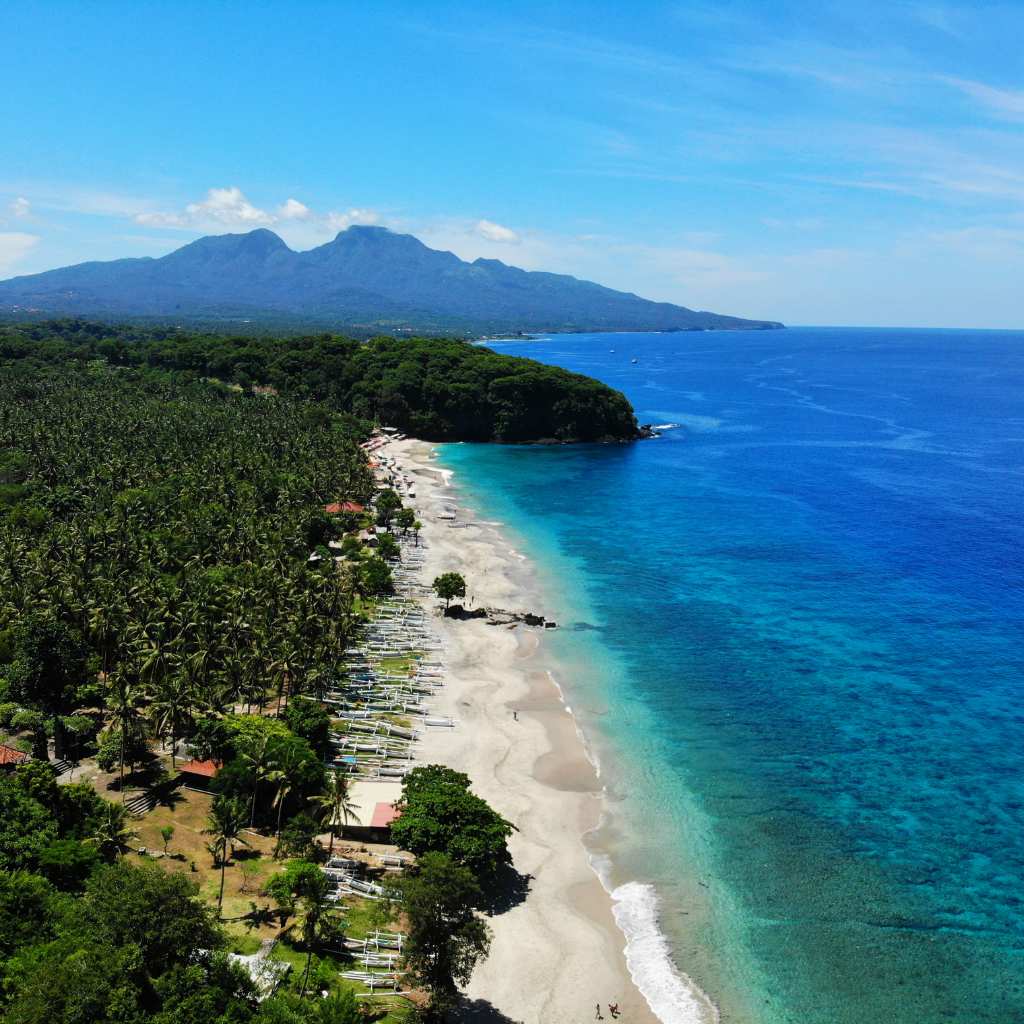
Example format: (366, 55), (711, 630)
(939, 76), (1024, 121)
(326, 208), (381, 231)
(475, 219), (519, 243)
(132, 188), (381, 237)
(0, 232), (40, 272)
(8, 197), (31, 219)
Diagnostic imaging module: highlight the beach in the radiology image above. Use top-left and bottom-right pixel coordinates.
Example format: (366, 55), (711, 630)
(384, 438), (677, 1024)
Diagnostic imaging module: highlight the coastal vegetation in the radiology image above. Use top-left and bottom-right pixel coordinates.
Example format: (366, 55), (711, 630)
(0, 319), (641, 442)
(0, 338), (513, 1022)
(430, 574), (467, 611)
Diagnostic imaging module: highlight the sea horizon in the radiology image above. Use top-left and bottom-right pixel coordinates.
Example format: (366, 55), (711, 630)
(441, 326), (1024, 1023)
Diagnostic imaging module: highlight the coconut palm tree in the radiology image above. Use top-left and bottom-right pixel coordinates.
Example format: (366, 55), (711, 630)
(266, 749), (298, 858)
(148, 673), (200, 771)
(103, 672), (147, 802)
(203, 795), (250, 915)
(240, 734), (272, 828)
(88, 801), (140, 860)
(310, 768), (359, 854)
(297, 869), (333, 998)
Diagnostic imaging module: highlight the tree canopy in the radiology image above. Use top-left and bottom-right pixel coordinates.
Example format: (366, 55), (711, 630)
(390, 764), (516, 880)
(0, 319), (640, 442)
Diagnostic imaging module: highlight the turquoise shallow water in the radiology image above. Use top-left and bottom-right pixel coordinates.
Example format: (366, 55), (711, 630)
(440, 328), (1024, 1024)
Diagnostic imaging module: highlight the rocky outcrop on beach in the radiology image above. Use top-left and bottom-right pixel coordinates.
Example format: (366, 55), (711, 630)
(443, 604), (557, 628)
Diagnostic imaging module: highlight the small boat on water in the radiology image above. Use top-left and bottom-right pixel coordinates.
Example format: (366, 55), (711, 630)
(631, 357), (639, 364)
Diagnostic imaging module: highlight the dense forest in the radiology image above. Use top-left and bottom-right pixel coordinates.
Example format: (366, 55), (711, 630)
(0, 352), (514, 1021)
(0, 320), (640, 442)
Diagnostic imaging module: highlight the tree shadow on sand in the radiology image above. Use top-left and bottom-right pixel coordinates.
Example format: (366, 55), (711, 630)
(450, 997), (523, 1023)
(480, 863), (533, 916)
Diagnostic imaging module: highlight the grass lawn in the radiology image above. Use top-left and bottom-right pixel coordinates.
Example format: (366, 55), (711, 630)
(126, 788), (286, 945)
(126, 791), (413, 1020)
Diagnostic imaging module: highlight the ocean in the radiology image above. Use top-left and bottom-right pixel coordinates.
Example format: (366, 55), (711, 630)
(439, 327), (1024, 1024)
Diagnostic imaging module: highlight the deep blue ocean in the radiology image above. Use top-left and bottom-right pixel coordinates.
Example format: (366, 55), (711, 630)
(440, 327), (1024, 1024)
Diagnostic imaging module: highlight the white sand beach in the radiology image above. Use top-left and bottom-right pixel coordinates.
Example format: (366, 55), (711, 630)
(382, 438), (660, 1024)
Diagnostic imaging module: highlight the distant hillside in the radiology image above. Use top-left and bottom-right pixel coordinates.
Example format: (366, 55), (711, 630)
(0, 227), (783, 334)
(0, 319), (643, 443)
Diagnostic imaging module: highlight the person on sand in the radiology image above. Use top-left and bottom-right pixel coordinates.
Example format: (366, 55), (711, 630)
(595, 1005), (604, 1020)
(513, 709), (518, 721)
(609, 1004), (621, 1019)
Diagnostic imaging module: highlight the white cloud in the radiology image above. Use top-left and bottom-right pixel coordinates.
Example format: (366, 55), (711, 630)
(132, 188), (383, 238)
(326, 208), (381, 231)
(0, 232), (40, 272)
(277, 198), (311, 220)
(475, 219), (520, 243)
(186, 186), (274, 226)
(134, 186), (274, 229)
(9, 197), (31, 219)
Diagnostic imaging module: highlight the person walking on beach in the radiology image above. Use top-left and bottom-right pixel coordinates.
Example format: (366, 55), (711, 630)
(595, 1005), (604, 1020)
(513, 709), (518, 721)
(609, 1003), (621, 1019)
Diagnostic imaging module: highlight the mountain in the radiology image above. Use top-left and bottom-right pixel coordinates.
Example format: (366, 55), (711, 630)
(0, 226), (783, 334)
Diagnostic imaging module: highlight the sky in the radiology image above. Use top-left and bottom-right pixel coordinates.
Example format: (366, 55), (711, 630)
(2, 0), (1023, 328)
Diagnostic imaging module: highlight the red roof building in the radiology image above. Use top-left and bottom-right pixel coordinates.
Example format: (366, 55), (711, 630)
(0, 744), (29, 769)
(324, 501), (365, 515)
(178, 758), (221, 779)
(370, 802), (401, 829)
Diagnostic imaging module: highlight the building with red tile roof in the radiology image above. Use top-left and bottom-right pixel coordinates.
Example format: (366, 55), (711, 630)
(177, 758), (221, 787)
(323, 501), (365, 514)
(0, 744), (30, 769)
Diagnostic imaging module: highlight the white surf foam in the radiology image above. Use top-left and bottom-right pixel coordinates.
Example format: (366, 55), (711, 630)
(609, 880), (720, 1024)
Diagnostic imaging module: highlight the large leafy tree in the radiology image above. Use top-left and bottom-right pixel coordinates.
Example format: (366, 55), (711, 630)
(397, 852), (492, 1019)
(5, 613), (88, 759)
(431, 572), (466, 611)
(390, 764), (516, 880)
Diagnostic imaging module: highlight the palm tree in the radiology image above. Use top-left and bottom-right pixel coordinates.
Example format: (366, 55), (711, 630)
(103, 673), (147, 802)
(148, 673), (198, 771)
(296, 870), (333, 998)
(203, 795), (250, 915)
(310, 769), (359, 854)
(88, 801), (140, 860)
(266, 749), (298, 859)
(240, 734), (272, 828)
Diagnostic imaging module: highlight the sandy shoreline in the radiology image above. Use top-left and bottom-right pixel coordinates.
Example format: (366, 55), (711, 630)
(383, 437), (660, 1024)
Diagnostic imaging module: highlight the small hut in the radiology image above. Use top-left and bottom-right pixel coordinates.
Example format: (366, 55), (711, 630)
(0, 744), (29, 772)
(177, 758), (221, 790)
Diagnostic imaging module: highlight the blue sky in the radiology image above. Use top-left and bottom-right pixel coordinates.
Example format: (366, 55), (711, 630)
(2, 0), (1023, 327)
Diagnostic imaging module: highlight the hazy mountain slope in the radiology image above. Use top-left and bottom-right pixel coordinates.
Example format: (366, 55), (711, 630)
(0, 226), (783, 332)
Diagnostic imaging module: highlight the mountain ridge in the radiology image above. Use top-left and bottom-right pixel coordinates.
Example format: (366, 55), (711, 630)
(0, 226), (784, 334)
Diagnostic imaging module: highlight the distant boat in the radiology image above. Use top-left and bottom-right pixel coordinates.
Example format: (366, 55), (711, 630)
(610, 349), (616, 353)
(631, 357), (639, 364)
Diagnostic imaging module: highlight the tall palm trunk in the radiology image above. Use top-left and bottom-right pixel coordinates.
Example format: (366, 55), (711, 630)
(300, 949), (314, 998)
(273, 790), (286, 857)
(217, 849), (227, 914)
(119, 726), (126, 803)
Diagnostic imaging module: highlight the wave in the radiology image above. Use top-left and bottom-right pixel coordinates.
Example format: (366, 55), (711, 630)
(609, 880), (720, 1024)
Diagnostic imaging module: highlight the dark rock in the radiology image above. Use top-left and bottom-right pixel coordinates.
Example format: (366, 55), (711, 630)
(444, 604), (488, 620)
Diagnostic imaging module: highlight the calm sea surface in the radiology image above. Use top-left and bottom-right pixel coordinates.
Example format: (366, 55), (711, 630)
(440, 328), (1024, 1024)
